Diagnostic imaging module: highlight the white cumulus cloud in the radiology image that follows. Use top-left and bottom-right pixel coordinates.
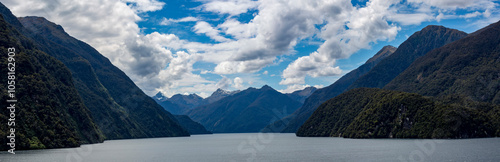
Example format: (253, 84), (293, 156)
(233, 77), (244, 89)
(200, 0), (259, 16)
(193, 21), (231, 42)
(160, 16), (199, 25)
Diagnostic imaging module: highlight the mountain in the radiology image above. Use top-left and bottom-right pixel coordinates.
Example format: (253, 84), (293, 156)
(153, 93), (205, 115)
(348, 25), (467, 89)
(273, 45), (396, 133)
(155, 99), (186, 115)
(154, 89), (240, 115)
(15, 15), (189, 139)
(298, 21), (500, 138)
(174, 115), (212, 135)
(153, 91), (168, 102)
(187, 85), (302, 133)
(384, 21), (500, 136)
(280, 26), (467, 133)
(385, 21), (500, 105)
(0, 4), (103, 150)
(152, 92), (186, 115)
(204, 88), (240, 104)
(151, 92), (211, 134)
(169, 93), (205, 110)
(286, 86), (317, 104)
(297, 88), (497, 138)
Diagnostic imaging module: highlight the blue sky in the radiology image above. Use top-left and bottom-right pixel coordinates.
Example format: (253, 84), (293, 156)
(4, 0), (500, 97)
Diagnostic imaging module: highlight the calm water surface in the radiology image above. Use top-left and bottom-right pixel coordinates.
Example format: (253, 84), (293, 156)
(1, 133), (499, 162)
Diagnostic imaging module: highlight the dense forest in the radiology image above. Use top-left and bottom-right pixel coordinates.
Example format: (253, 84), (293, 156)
(297, 88), (499, 138)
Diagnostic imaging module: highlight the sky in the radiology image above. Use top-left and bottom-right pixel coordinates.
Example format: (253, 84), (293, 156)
(3, 0), (500, 98)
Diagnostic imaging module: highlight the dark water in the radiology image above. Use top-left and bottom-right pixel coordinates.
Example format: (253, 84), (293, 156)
(1, 133), (499, 162)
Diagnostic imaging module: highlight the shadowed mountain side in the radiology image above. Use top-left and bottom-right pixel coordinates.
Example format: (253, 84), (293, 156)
(174, 115), (212, 135)
(17, 16), (189, 139)
(188, 85), (301, 133)
(348, 25), (467, 90)
(385, 20), (500, 105)
(0, 6), (104, 150)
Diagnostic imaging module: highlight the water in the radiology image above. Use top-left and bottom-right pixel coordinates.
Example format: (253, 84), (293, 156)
(1, 133), (499, 162)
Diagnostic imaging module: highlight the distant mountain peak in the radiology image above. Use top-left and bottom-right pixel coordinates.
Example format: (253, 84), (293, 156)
(204, 88), (240, 104)
(422, 25), (444, 29)
(153, 91), (167, 101)
(261, 85), (274, 90)
(170, 93), (203, 101)
(212, 88), (230, 95)
(188, 93), (202, 98)
(171, 94), (182, 97)
(166, 93), (206, 111)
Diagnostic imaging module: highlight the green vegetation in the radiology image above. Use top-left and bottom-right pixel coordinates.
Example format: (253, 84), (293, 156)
(297, 88), (496, 138)
(489, 106), (500, 136)
(0, 13), (104, 150)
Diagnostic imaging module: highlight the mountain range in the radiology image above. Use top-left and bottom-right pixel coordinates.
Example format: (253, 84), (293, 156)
(187, 85), (302, 133)
(297, 21), (500, 138)
(153, 88), (240, 115)
(154, 86), (317, 134)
